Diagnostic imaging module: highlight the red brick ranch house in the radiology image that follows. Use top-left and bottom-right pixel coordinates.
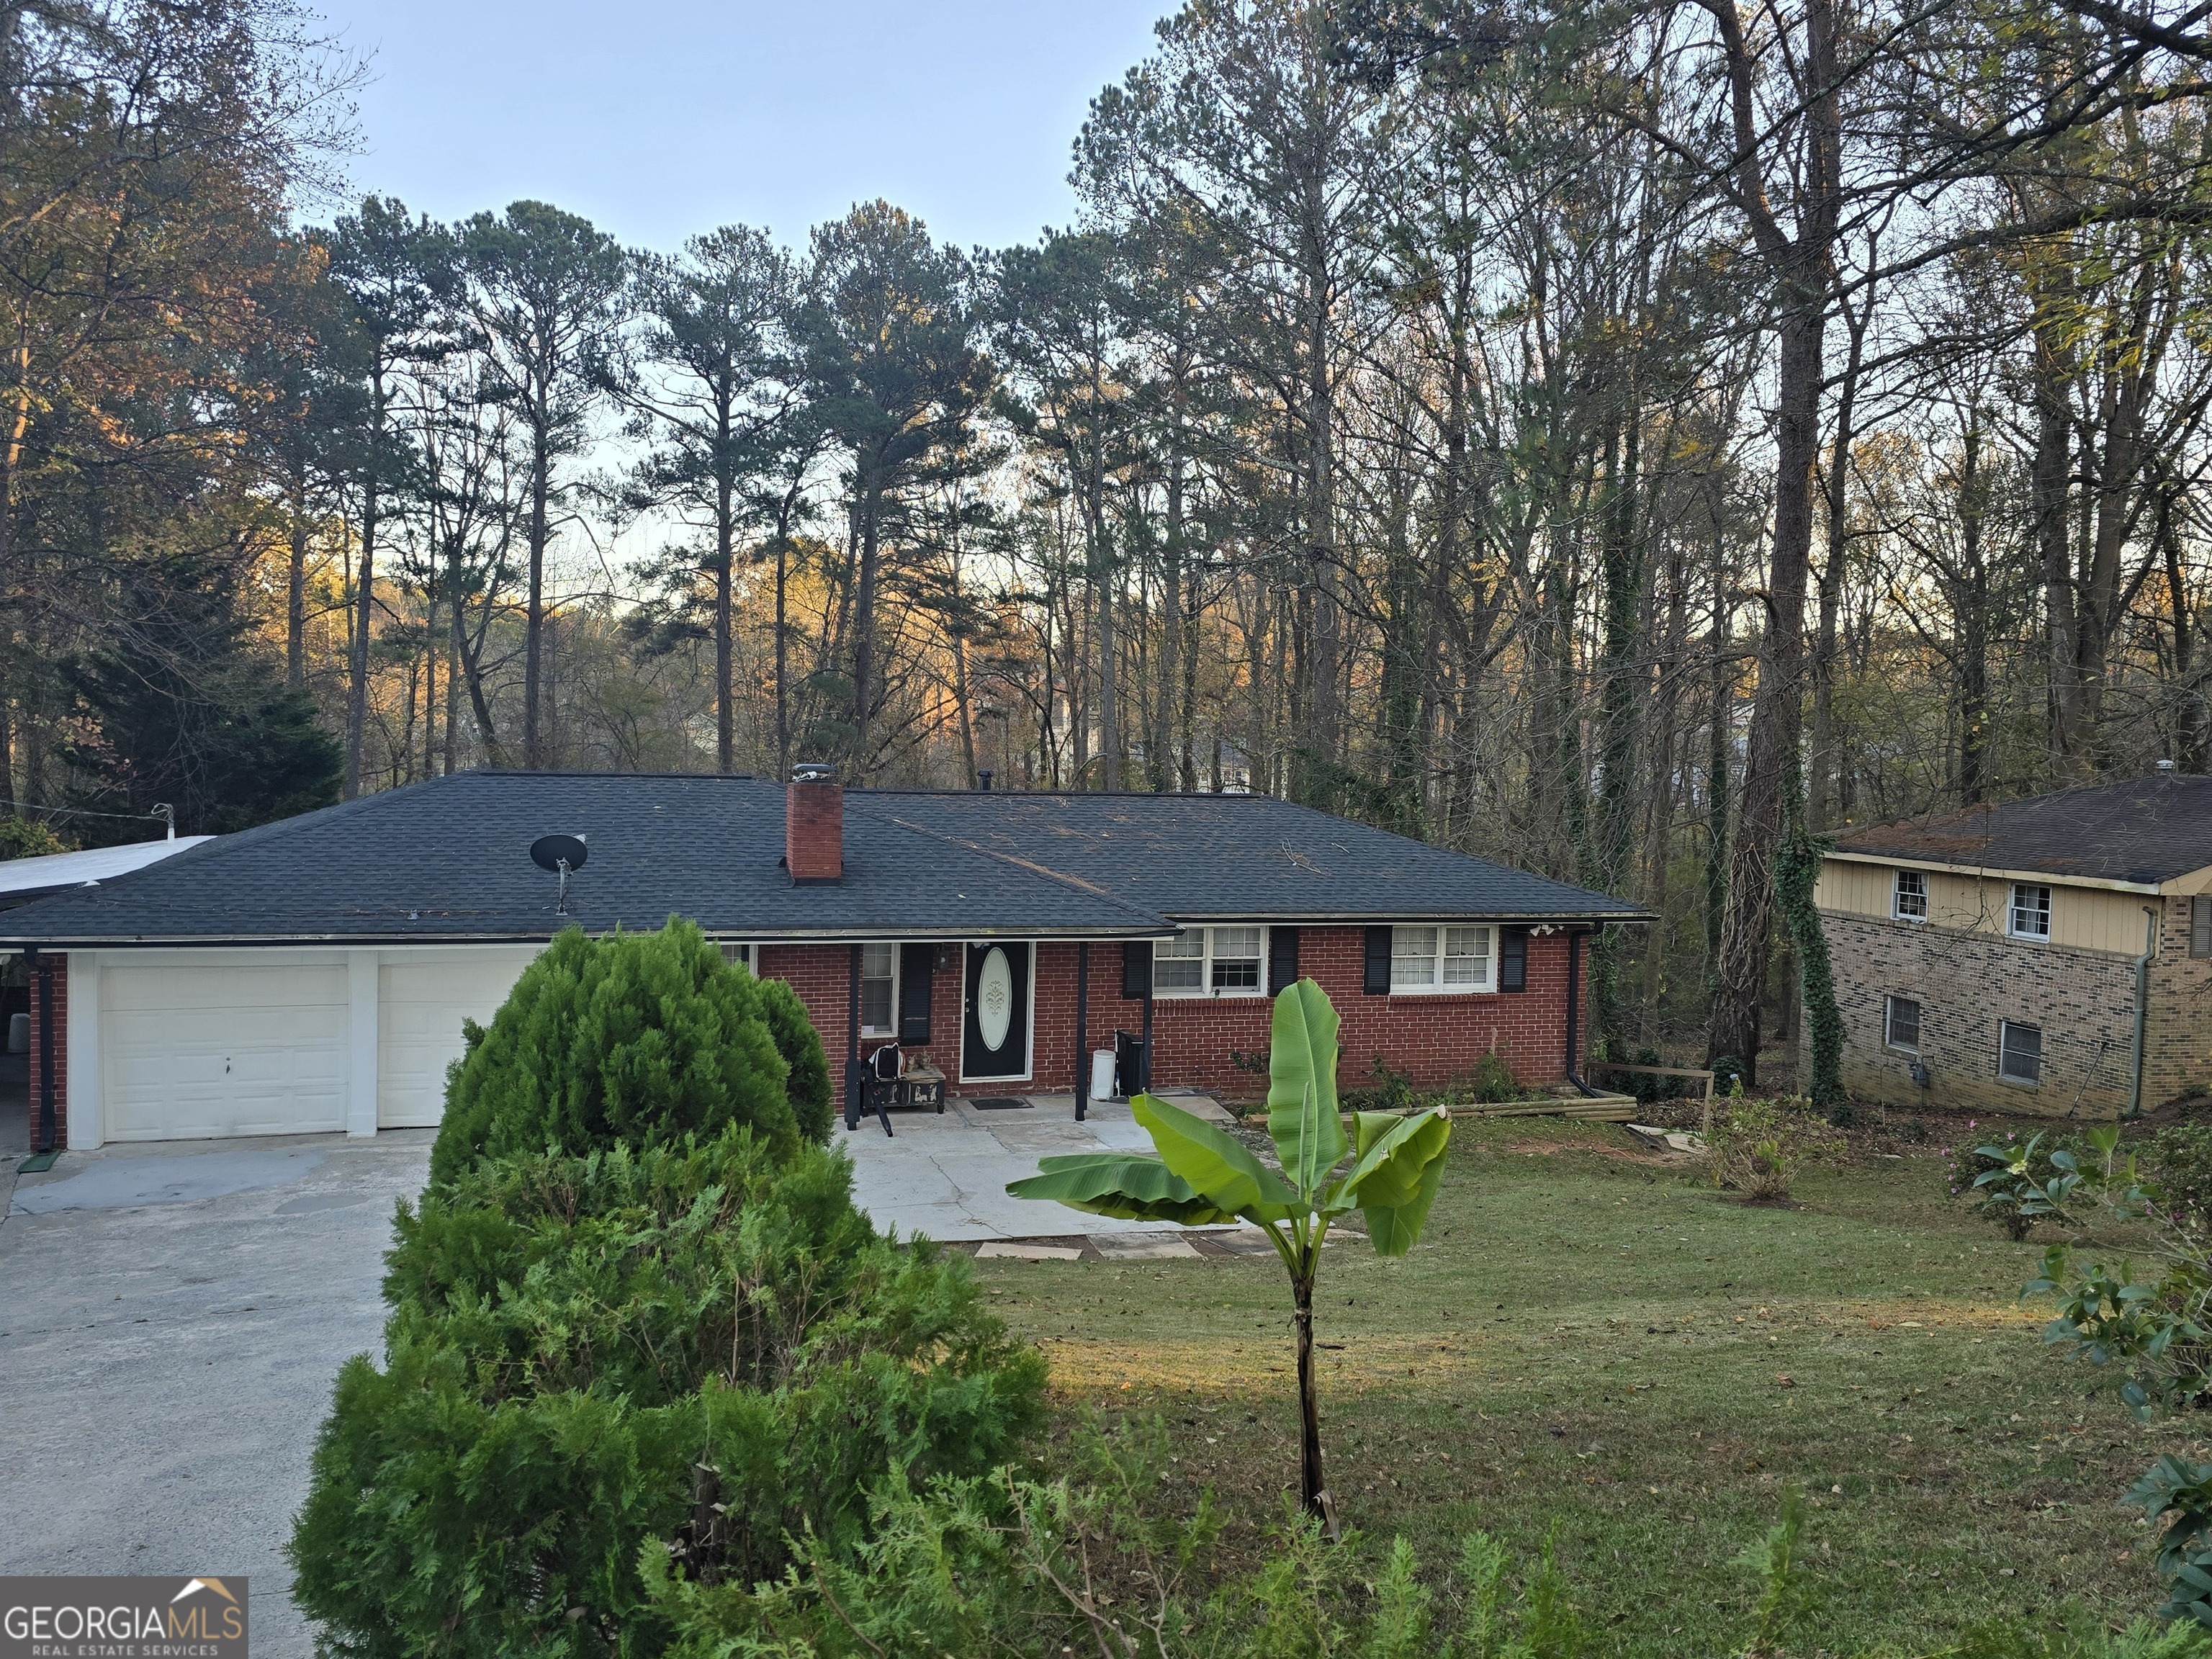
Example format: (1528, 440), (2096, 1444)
(0, 769), (1647, 1149)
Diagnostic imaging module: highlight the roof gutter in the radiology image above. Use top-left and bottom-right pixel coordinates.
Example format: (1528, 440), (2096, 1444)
(0, 922), (1180, 950)
(1824, 849), (2164, 896)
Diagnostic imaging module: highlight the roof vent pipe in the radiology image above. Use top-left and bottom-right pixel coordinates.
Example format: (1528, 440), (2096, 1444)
(977, 768), (993, 791)
(2159, 757), (2178, 773)
(786, 764), (842, 884)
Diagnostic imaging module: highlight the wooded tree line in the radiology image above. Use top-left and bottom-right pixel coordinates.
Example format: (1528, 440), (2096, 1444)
(8, 0), (2212, 1079)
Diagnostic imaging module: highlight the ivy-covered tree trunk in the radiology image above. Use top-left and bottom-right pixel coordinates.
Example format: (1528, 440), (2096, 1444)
(1776, 757), (1844, 1111)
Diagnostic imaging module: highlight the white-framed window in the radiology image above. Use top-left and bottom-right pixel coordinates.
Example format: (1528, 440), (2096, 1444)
(1892, 869), (1928, 921)
(1884, 994), (1920, 1053)
(1390, 925), (1496, 994)
(860, 943), (898, 1035)
(2009, 883), (2052, 940)
(718, 940), (755, 971)
(1153, 927), (1269, 997)
(1999, 1020), (2044, 1085)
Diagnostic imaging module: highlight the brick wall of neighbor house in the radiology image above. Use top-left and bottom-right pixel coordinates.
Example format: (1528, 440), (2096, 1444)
(1809, 902), (2209, 1119)
(754, 927), (1580, 1101)
(25, 953), (66, 1145)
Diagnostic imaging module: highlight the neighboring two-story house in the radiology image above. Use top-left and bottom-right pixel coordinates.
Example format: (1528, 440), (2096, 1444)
(1811, 769), (2212, 1118)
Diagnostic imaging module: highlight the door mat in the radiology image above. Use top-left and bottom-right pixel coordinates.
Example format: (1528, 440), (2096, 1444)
(971, 1097), (1032, 1111)
(17, 1148), (58, 1173)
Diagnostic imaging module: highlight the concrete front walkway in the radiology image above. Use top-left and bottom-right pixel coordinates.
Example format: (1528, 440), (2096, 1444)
(843, 1090), (1249, 1243)
(0, 1130), (433, 1657)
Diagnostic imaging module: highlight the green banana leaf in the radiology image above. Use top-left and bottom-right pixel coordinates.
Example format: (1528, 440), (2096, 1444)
(1132, 1092), (1300, 1222)
(1007, 1152), (1243, 1226)
(1266, 977), (1346, 1200)
(1334, 1107), (1452, 1256)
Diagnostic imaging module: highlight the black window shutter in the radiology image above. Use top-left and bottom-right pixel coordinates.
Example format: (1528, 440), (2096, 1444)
(1123, 940), (1154, 999)
(1362, 926), (1393, 994)
(897, 943), (934, 1044)
(1269, 926), (1300, 994)
(1499, 927), (1528, 992)
(2194, 896), (2212, 958)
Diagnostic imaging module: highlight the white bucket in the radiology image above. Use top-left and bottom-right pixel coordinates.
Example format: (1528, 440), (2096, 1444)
(1090, 1050), (1117, 1102)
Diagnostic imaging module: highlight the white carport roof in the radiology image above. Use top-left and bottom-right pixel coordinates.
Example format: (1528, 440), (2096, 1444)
(0, 835), (213, 903)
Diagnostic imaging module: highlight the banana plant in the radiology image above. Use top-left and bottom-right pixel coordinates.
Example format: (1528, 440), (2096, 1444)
(1007, 976), (1452, 1534)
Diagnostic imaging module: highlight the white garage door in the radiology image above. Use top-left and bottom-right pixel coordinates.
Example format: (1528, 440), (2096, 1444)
(102, 963), (349, 1140)
(378, 949), (538, 1128)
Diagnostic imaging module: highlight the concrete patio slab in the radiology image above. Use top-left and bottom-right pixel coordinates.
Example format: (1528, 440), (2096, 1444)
(844, 1094), (1250, 1243)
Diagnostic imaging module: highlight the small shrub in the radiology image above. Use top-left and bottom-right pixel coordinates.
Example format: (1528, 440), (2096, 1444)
(1710, 1053), (1748, 1096)
(1369, 1053), (1418, 1112)
(429, 918), (801, 1189)
(1946, 1126), (2082, 1240)
(2146, 1123), (2212, 1227)
(1466, 1048), (1520, 1105)
(1704, 1096), (1845, 1202)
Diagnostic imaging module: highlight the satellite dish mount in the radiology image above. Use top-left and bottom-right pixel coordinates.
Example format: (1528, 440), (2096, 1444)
(530, 833), (589, 916)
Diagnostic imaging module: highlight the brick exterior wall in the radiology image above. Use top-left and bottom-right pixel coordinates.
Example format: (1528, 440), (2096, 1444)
(1810, 896), (2212, 1120)
(27, 953), (66, 1146)
(759, 926), (1581, 1102)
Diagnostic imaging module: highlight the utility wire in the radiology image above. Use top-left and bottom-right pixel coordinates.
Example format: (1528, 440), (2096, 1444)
(3, 799), (175, 827)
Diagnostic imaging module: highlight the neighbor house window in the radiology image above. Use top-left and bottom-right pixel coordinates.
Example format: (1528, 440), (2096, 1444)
(718, 940), (754, 971)
(1884, 995), (1920, 1053)
(860, 943), (897, 1035)
(1390, 925), (1497, 994)
(1153, 927), (1269, 997)
(1999, 1020), (2043, 1084)
(1892, 870), (1928, 921)
(2009, 884), (2052, 940)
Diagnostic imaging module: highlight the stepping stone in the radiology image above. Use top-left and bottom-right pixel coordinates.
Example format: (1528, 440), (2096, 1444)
(1092, 1233), (1202, 1260)
(976, 1241), (1084, 1261)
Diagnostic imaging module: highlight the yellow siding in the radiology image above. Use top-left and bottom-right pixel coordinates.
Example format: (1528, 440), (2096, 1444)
(1817, 858), (2164, 956)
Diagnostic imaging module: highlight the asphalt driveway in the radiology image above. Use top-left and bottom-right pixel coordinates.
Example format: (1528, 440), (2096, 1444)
(0, 1131), (432, 1656)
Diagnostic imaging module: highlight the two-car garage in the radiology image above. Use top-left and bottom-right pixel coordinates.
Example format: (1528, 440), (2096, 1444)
(64, 947), (539, 1146)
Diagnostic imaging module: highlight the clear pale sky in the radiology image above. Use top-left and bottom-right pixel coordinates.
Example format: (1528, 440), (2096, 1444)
(311, 1), (1172, 254)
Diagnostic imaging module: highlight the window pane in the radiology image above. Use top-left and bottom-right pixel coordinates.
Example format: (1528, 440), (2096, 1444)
(1155, 931), (1204, 990)
(1885, 996), (1920, 1051)
(860, 944), (896, 1032)
(862, 943), (897, 980)
(1444, 926), (1492, 986)
(2010, 884), (2051, 938)
(2000, 1022), (2043, 1083)
(1210, 926), (1262, 990)
(1391, 926), (1439, 989)
(1894, 871), (1928, 920)
(719, 941), (752, 969)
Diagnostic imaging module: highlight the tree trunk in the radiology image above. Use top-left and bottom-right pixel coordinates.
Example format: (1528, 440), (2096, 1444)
(522, 399), (551, 772)
(852, 476), (881, 775)
(345, 373), (383, 799)
(715, 462), (735, 775)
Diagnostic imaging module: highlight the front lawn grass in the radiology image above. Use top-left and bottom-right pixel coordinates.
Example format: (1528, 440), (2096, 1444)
(970, 1116), (2193, 1656)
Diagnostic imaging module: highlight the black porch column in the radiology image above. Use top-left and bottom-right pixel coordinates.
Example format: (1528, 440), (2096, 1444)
(1140, 971), (1154, 1095)
(1074, 942), (1089, 1121)
(843, 942), (862, 1130)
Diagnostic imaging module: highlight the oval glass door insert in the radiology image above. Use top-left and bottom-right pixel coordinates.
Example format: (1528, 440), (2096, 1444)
(976, 946), (1014, 1051)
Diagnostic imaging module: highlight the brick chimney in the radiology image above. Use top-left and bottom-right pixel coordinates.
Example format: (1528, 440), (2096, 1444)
(786, 763), (842, 884)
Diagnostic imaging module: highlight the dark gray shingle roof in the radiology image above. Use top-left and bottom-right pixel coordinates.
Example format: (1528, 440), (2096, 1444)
(860, 790), (1649, 922)
(0, 773), (1646, 946)
(1835, 773), (2212, 886)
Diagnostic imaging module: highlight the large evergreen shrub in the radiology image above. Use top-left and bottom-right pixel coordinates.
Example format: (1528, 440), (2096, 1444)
(428, 920), (808, 1189)
(290, 1128), (1044, 1655)
(755, 972), (834, 1144)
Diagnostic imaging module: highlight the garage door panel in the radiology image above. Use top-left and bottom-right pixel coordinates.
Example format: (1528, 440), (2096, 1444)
(102, 965), (349, 1141)
(379, 951), (534, 1128)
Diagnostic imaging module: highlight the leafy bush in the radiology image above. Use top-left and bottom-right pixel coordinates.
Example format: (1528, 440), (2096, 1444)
(1465, 1047), (1521, 1105)
(429, 918), (804, 1190)
(1948, 1127), (2086, 1240)
(753, 971), (833, 1144)
(1704, 1096), (1846, 1201)
(290, 1128), (1045, 1655)
(2147, 1124), (2212, 1228)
